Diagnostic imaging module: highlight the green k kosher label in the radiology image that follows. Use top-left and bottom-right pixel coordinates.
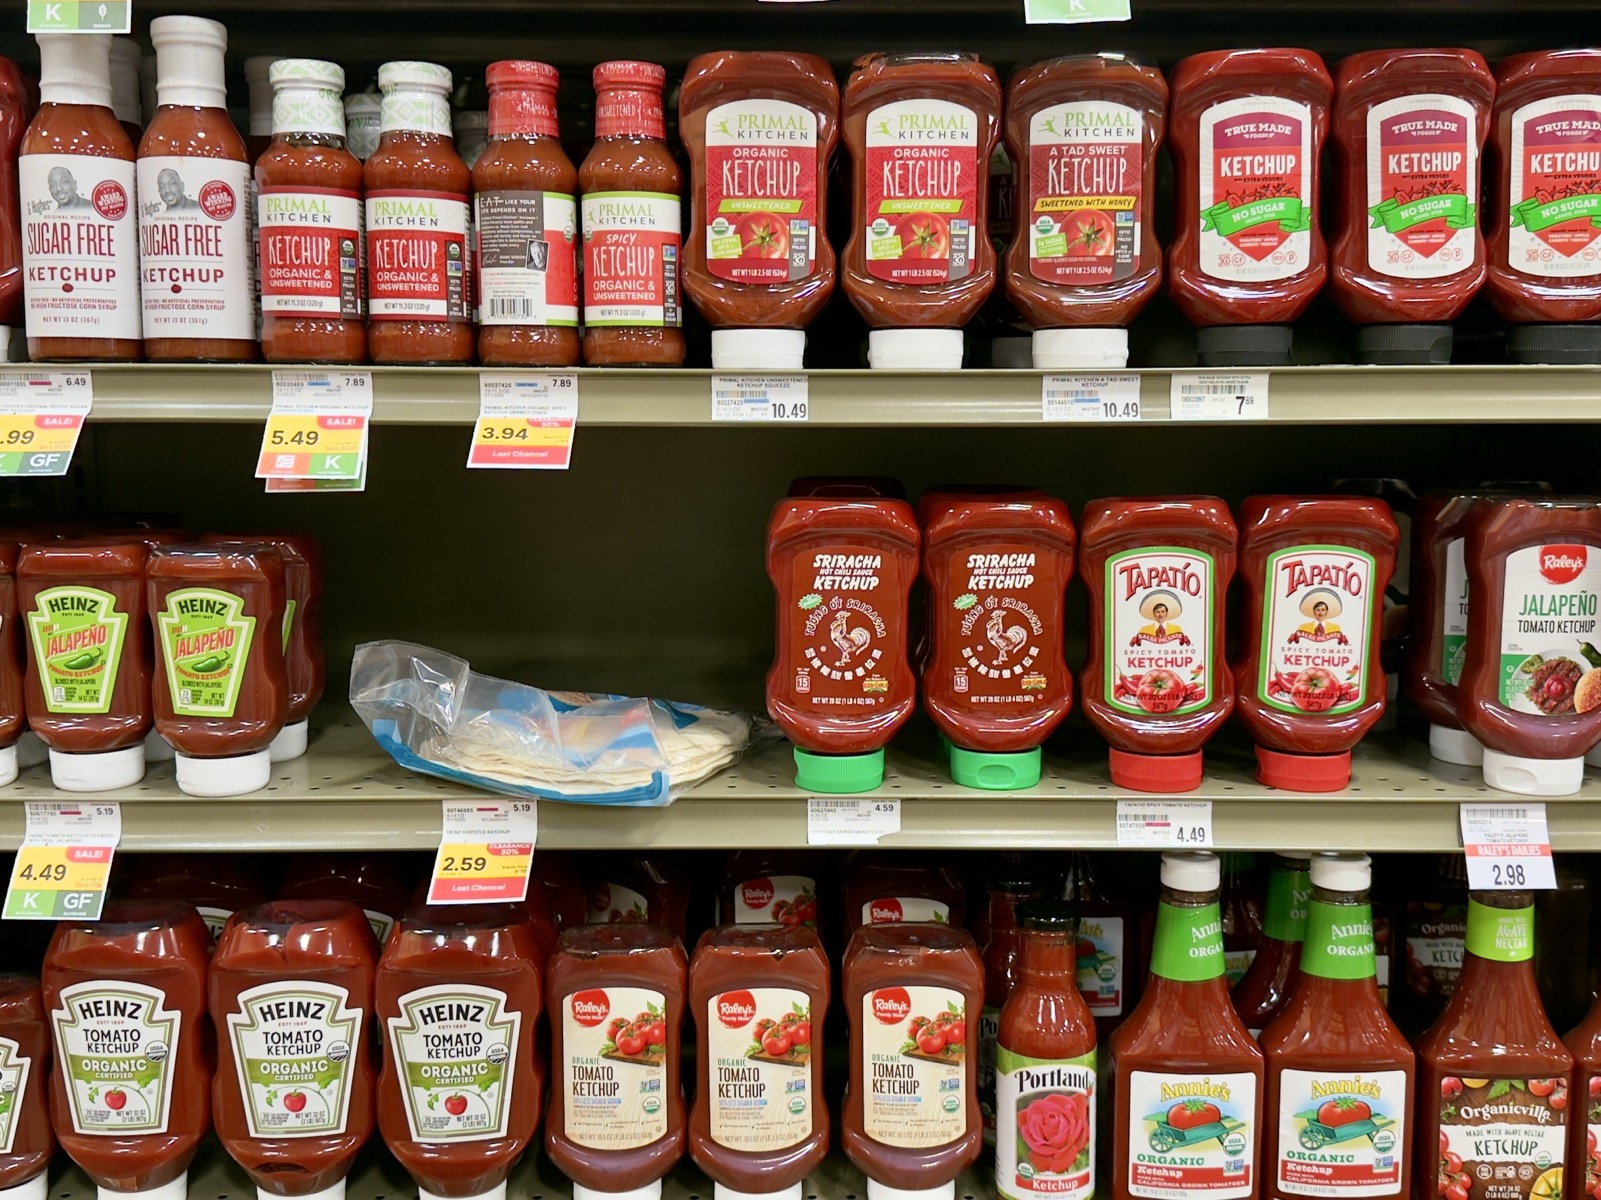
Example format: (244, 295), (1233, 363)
(155, 587), (256, 719)
(27, 586), (130, 714)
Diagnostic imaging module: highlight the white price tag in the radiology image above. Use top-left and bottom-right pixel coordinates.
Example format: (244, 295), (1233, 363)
(0, 369), (93, 477)
(257, 370), (373, 481)
(1170, 373), (1270, 421)
(712, 375), (809, 423)
(807, 797), (900, 846)
(1042, 373), (1141, 422)
(1116, 799), (1213, 848)
(428, 799), (539, 905)
(469, 372), (578, 469)
(1459, 803), (1557, 890)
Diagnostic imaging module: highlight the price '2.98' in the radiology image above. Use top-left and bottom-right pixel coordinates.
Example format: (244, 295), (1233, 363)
(1491, 862), (1527, 887)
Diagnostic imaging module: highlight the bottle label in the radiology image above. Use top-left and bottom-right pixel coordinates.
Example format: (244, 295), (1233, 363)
(225, 980), (362, 1139)
(1151, 900), (1226, 982)
(1077, 914), (1126, 1015)
(1127, 1069), (1257, 1199)
(257, 186), (363, 318)
(365, 190), (469, 321)
(581, 191), (681, 327)
(1464, 899), (1534, 962)
(585, 881), (649, 925)
(51, 980), (179, 1135)
(196, 906), (232, 940)
(137, 155), (255, 340)
(366, 909), (395, 946)
(1438, 1077), (1566, 1200)
(561, 985), (668, 1150)
(1405, 903), (1465, 1004)
(385, 983), (521, 1143)
(1105, 548), (1214, 717)
(1225, 949), (1256, 986)
(996, 1047), (1096, 1200)
(1442, 537), (1469, 686)
(1496, 543), (1601, 714)
(1584, 1106), (1601, 1200)
(706, 987), (813, 1152)
(862, 897), (950, 925)
(475, 190), (579, 326)
(938, 540), (1060, 711)
(1263, 864), (1312, 942)
(1506, 96), (1601, 278)
(863, 99), (981, 284)
(1197, 96), (1314, 283)
(20, 153), (141, 341)
(1275, 1068), (1406, 1197)
(979, 1004), (1000, 1145)
(1256, 545), (1376, 716)
(0, 1036), (32, 1154)
(860, 985), (968, 1147)
(731, 875), (817, 927)
(783, 547), (905, 714)
(1366, 94), (1478, 280)
(704, 98), (819, 284)
(154, 586), (257, 719)
(26, 585), (130, 715)
(1025, 100), (1141, 284)
(1300, 900), (1377, 980)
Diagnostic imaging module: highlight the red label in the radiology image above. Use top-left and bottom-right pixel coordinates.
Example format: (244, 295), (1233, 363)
(715, 989), (756, 1028)
(1540, 544), (1588, 585)
(570, 989), (610, 1027)
(93, 180), (128, 221)
(365, 190), (469, 322)
(1027, 101), (1142, 285)
(784, 544), (902, 710)
(871, 986), (911, 1024)
(199, 180), (237, 222)
(581, 191), (681, 327)
(937, 540), (1059, 711)
(1377, 108), (1471, 258)
(704, 99), (818, 285)
(862, 99), (981, 285)
(258, 186), (362, 318)
(1207, 109), (1304, 261)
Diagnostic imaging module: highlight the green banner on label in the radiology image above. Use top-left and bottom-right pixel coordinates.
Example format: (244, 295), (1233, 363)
(1024, 0), (1131, 22)
(1369, 193), (1476, 233)
(1510, 193), (1601, 233)
(1300, 900), (1377, 981)
(27, 1), (131, 32)
(1202, 196), (1310, 236)
(1465, 898), (1534, 963)
(1149, 900), (1225, 982)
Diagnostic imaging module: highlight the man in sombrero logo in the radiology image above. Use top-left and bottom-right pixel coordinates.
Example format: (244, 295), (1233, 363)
(1288, 588), (1349, 645)
(1129, 589), (1191, 647)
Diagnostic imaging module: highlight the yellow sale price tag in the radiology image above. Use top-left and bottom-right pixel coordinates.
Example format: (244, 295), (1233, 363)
(0, 369), (94, 478)
(257, 370), (372, 480)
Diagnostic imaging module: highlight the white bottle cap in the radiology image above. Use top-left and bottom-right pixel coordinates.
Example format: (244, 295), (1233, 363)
(269, 719), (309, 763)
(1430, 724), (1485, 767)
(269, 1181), (345, 1200)
(421, 1188), (504, 1200)
(109, 37), (142, 126)
(377, 61), (453, 137)
(990, 335), (1033, 368)
(711, 328), (805, 371)
(244, 55), (280, 135)
(1310, 852), (1371, 892)
(150, 15), (227, 110)
(1589, 743), (1601, 769)
(1033, 326), (1130, 370)
(867, 1182), (956, 1200)
(0, 1171), (45, 1200)
(716, 1186), (802, 1200)
(100, 1174), (186, 1200)
(1481, 749), (1585, 797)
(1160, 850), (1220, 892)
(868, 328), (964, 370)
(174, 749), (272, 798)
(572, 1183), (661, 1200)
(37, 33), (113, 108)
(50, 744), (144, 792)
(15, 731), (45, 770)
(0, 744), (17, 788)
(144, 727), (175, 763)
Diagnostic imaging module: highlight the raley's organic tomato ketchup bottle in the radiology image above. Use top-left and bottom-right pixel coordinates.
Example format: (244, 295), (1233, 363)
(1167, 49), (1332, 367)
(1328, 50), (1495, 365)
(0, 976), (54, 1200)
(718, 850), (824, 930)
(845, 854), (968, 936)
(1231, 852), (1311, 1038)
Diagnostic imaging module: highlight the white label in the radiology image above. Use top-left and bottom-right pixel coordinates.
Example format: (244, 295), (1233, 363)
(1366, 94), (1478, 280)
(476, 191), (578, 325)
(1495, 543), (1601, 716)
(560, 984), (669, 1149)
(385, 983), (521, 1143)
(996, 1048), (1096, 1200)
(586, 881), (649, 925)
(862, 896), (951, 925)
(731, 875), (817, 926)
(195, 906), (232, 940)
(1077, 915), (1126, 1016)
(1275, 1068), (1406, 1197)
(0, 1036), (30, 1154)
(712, 375), (809, 423)
(51, 979), (179, 1134)
(1460, 803), (1557, 891)
(861, 984), (968, 1147)
(1506, 95), (1601, 279)
(1441, 536), (1468, 686)
(706, 987), (814, 1151)
(1043, 373), (1141, 422)
(1258, 546), (1376, 716)
(1198, 96), (1314, 283)
(1106, 548), (1214, 717)
(1170, 373), (1270, 420)
(21, 153), (141, 341)
(1116, 800), (1213, 847)
(807, 796), (900, 845)
(137, 155), (254, 340)
(1126, 1069), (1257, 1199)
(225, 981), (362, 1139)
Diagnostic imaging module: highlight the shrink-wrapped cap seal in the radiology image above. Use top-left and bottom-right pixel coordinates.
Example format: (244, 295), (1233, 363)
(150, 15), (227, 110)
(244, 54), (281, 134)
(109, 36), (142, 124)
(1481, 748), (1584, 798)
(37, 33), (113, 108)
(270, 59), (346, 139)
(378, 61), (453, 138)
(487, 61), (561, 139)
(593, 60), (665, 139)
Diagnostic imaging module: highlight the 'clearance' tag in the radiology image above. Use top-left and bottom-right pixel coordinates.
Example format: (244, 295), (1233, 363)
(469, 372), (578, 469)
(428, 799), (538, 904)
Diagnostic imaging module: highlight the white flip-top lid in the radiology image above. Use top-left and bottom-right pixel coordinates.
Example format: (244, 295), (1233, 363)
(1311, 852), (1371, 892)
(1161, 850), (1220, 891)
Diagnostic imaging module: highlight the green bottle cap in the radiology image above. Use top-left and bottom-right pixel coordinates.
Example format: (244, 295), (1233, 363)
(949, 745), (1042, 791)
(794, 747), (885, 794)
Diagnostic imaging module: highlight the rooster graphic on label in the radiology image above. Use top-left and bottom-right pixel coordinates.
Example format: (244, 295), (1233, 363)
(986, 610), (1028, 664)
(830, 612), (871, 667)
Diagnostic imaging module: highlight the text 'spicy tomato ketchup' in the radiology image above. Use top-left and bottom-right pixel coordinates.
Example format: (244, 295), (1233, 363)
(976, 861), (1050, 1148)
(680, 51), (839, 370)
(842, 52), (1001, 370)
(1003, 54), (1167, 370)
(0, 976), (54, 1200)
(580, 61), (684, 367)
(1232, 496), (1399, 792)
(128, 853), (268, 940)
(109, 37), (141, 144)
(1329, 50), (1495, 365)
(20, 34), (141, 361)
(1485, 50), (1601, 365)
(364, 62), (473, 365)
(1231, 852), (1311, 1038)
(1167, 49), (1332, 367)
(1406, 492), (1488, 766)
(1079, 496), (1239, 791)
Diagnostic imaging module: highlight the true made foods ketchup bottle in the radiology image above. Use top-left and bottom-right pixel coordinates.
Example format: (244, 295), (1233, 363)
(211, 901), (380, 1200)
(580, 61), (684, 367)
(137, 15), (256, 362)
(546, 924), (688, 1200)
(377, 906), (543, 1200)
(843, 921), (983, 1200)
(977, 860), (1051, 1147)
(1486, 50), (1601, 365)
(43, 901), (213, 1200)
(1407, 492), (1484, 766)
(364, 62), (473, 365)
(766, 485), (919, 793)
(1233, 496), (1399, 792)
(255, 60), (365, 364)
(1415, 892), (1572, 1200)
(842, 52), (1001, 370)
(921, 489), (1075, 790)
(1259, 853), (1414, 1200)
(1328, 50), (1495, 365)
(20, 33), (141, 361)
(128, 853), (268, 940)
(473, 60), (580, 367)
(0, 976), (53, 1200)
(689, 925), (829, 1200)
(1079, 496), (1239, 792)
(1231, 852), (1311, 1038)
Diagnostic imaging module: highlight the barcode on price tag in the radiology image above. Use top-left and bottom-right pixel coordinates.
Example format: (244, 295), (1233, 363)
(257, 370), (372, 480)
(711, 375), (809, 423)
(0, 369), (93, 477)
(4, 800), (121, 920)
(1170, 373), (1270, 421)
(807, 797), (900, 846)
(1459, 803), (1557, 890)
(1116, 799), (1213, 848)
(1042, 373), (1141, 422)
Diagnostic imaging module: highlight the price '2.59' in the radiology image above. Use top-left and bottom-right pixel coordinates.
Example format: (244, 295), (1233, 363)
(440, 855), (489, 874)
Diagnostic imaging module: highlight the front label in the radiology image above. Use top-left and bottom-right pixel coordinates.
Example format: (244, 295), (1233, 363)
(1442, 537), (1469, 686)
(1507, 96), (1601, 278)
(1258, 546), (1376, 716)
(21, 153), (141, 340)
(1276, 1069), (1406, 1197)
(585, 881), (649, 925)
(365, 190), (469, 321)
(1497, 543), (1601, 714)
(386, 983), (520, 1143)
(864, 99), (980, 284)
(1198, 96), (1314, 283)
(996, 1047), (1096, 1200)
(1077, 914), (1126, 1016)
(226, 981), (361, 1139)
(155, 586), (257, 719)
(731, 874), (817, 928)
(0, 1036), (32, 1153)
(940, 542), (1060, 714)
(861, 985), (968, 1147)
(561, 985), (668, 1150)
(1128, 1070), (1257, 1199)
(785, 547), (904, 715)
(257, 186), (363, 318)
(51, 980), (178, 1134)
(1405, 902), (1465, 1008)
(863, 896), (950, 925)
(27, 585), (129, 715)
(475, 189), (579, 326)
(1107, 548), (1214, 717)
(704, 99), (818, 284)
(1438, 1077), (1566, 1200)
(1225, 949), (1257, 985)
(1367, 95), (1478, 279)
(1027, 100), (1141, 285)
(706, 987), (812, 1152)
(581, 191), (681, 327)
(137, 155), (254, 340)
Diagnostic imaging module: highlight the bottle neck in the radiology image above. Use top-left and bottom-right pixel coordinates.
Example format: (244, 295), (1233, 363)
(1018, 927), (1078, 979)
(1300, 890), (1377, 982)
(1261, 859), (1311, 946)
(489, 87), (559, 140)
(380, 87), (451, 138)
(1150, 887), (1226, 984)
(595, 85), (663, 140)
(272, 85), (346, 142)
(154, 39), (226, 111)
(1455, 895), (1541, 998)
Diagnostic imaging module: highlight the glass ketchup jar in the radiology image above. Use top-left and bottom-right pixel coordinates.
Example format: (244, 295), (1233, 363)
(1230, 852), (1311, 1038)
(580, 61), (684, 367)
(0, 542), (22, 788)
(1328, 50), (1495, 365)
(1167, 48), (1332, 367)
(976, 860), (1050, 1148)
(842, 52), (1001, 370)
(243, 56), (279, 164)
(20, 33), (141, 361)
(0, 976), (54, 1200)
(109, 37), (142, 145)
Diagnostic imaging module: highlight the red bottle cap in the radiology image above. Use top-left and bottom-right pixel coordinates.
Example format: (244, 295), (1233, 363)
(593, 59), (665, 140)
(1108, 748), (1204, 793)
(1254, 746), (1351, 793)
(486, 59), (560, 139)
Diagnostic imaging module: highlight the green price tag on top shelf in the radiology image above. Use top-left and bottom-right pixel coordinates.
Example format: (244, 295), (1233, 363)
(27, 1), (131, 33)
(1024, 0), (1131, 23)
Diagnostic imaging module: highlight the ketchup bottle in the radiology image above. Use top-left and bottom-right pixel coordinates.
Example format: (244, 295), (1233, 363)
(1563, 987), (1601, 1200)
(0, 976), (53, 1200)
(1394, 854), (1468, 1040)
(1406, 492), (1484, 766)
(1231, 852), (1311, 1038)
(1222, 852), (1265, 986)
(109, 37), (141, 145)
(718, 851), (824, 931)
(127, 852), (268, 940)
(976, 860), (1050, 1147)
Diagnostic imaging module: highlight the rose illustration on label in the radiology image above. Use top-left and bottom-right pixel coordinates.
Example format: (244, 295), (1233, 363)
(1020, 1090), (1091, 1175)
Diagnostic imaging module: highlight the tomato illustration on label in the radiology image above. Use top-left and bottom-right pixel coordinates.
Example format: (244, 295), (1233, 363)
(1107, 548), (1212, 717)
(1258, 547), (1374, 715)
(1129, 1070), (1256, 1199)
(1170, 1100), (1223, 1129)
